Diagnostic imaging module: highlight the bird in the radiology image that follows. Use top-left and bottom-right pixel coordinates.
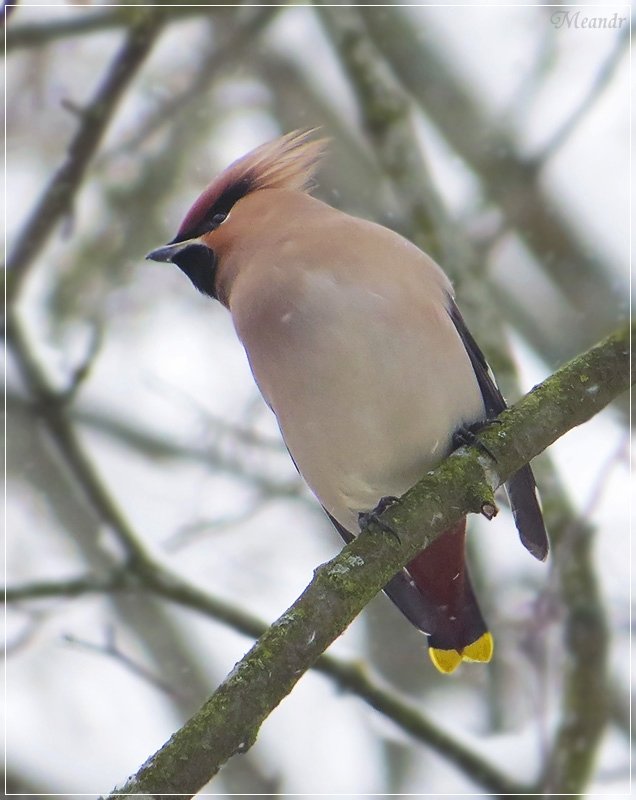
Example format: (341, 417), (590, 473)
(146, 129), (548, 674)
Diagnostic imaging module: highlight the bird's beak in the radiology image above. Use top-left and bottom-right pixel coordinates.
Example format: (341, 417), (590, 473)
(146, 241), (191, 263)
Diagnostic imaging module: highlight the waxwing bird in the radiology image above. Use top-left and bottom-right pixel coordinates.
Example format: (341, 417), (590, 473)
(146, 130), (549, 674)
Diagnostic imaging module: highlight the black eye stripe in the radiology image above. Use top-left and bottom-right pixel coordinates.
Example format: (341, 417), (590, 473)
(212, 177), (251, 217)
(173, 177), (251, 243)
(200, 212), (227, 234)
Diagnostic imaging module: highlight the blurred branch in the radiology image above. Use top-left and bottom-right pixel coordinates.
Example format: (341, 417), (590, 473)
(313, 3), (518, 398)
(608, 679), (631, 739)
(539, 516), (608, 794)
(5, 768), (53, 797)
(106, 324), (632, 798)
(7, 571), (127, 602)
(7, 366), (225, 722)
(6, 607), (51, 655)
(7, 314), (151, 566)
(63, 626), (181, 698)
(42, 7), (280, 331)
(7, 391), (304, 501)
(530, 430), (629, 793)
(315, 2), (452, 263)
(5, 5), (212, 51)
(164, 502), (270, 551)
(535, 25), (629, 163)
(6, 9), (163, 302)
(144, 377), (284, 453)
(524, 445), (615, 793)
(360, 6), (626, 357)
(509, 12), (559, 121)
(102, 6), (280, 159)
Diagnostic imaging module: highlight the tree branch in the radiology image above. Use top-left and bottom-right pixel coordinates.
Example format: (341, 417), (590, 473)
(105, 323), (632, 798)
(6, 564), (524, 796)
(6, 9), (163, 302)
(5, 5), (212, 51)
(6, 391), (303, 500)
(7, 314), (152, 566)
(535, 25), (629, 163)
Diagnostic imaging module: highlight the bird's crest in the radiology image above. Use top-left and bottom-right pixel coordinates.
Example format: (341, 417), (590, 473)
(174, 129), (328, 242)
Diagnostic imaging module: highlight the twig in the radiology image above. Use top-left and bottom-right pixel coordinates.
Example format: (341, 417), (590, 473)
(561, 431), (629, 543)
(63, 626), (181, 699)
(5, 5), (212, 51)
(535, 26), (629, 164)
(60, 323), (104, 404)
(144, 374), (284, 453)
(105, 323), (632, 798)
(99, 6), (280, 161)
(6, 570), (128, 602)
(5, 608), (50, 655)
(163, 500), (269, 552)
(73, 398), (301, 496)
(7, 312), (151, 567)
(6, 9), (163, 302)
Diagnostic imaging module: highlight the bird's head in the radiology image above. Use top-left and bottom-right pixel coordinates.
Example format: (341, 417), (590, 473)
(146, 129), (327, 304)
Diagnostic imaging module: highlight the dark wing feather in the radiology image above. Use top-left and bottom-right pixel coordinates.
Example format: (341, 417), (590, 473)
(448, 299), (549, 561)
(324, 510), (438, 635)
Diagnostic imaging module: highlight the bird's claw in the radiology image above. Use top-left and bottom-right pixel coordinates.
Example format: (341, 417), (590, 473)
(358, 495), (401, 542)
(452, 420), (500, 462)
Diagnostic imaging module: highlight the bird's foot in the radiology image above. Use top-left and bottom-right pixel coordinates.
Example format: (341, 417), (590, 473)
(452, 419), (501, 462)
(453, 422), (500, 520)
(358, 495), (401, 542)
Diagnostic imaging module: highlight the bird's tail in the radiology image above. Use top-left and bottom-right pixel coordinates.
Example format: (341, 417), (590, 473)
(383, 518), (493, 674)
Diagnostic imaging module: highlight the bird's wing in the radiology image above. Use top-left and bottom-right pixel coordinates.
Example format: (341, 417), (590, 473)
(448, 299), (549, 561)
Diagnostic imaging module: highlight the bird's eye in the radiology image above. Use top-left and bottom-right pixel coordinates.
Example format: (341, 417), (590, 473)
(208, 212), (227, 230)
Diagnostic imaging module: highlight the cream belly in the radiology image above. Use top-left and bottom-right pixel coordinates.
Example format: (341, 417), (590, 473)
(235, 269), (485, 533)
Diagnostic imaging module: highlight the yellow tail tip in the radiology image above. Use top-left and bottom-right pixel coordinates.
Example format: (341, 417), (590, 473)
(429, 647), (463, 674)
(429, 632), (494, 674)
(463, 631), (494, 663)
